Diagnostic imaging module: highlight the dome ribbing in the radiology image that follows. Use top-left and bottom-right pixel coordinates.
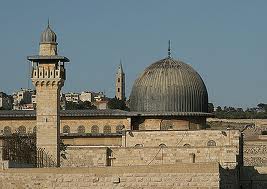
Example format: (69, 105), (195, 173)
(40, 24), (57, 44)
(129, 57), (208, 113)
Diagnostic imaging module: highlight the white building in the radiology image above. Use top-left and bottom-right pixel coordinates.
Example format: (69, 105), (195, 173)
(65, 92), (80, 103)
(13, 89), (35, 110)
(80, 91), (94, 102)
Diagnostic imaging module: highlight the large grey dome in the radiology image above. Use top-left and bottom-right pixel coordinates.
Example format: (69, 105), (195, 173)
(129, 57), (208, 113)
(40, 24), (57, 43)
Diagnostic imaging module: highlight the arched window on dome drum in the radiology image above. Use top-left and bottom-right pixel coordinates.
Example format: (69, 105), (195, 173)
(18, 126), (26, 134)
(207, 140), (216, 147)
(63, 125), (70, 134)
(160, 120), (173, 130)
(4, 126), (11, 136)
(116, 125), (124, 133)
(91, 125), (99, 134)
(33, 126), (37, 133)
(183, 144), (191, 147)
(77, 125), (85, 134)
(103, 125), (111, 134)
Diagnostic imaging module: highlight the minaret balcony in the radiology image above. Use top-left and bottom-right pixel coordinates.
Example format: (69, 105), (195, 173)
(32, 67), (65, 80)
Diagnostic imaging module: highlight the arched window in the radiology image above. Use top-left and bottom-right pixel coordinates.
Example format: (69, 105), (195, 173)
(103, 125), (111, 134)
(63, 125), (70, 134)
(116, 125), (124, 133)
(207, 140), (216, 147)
(91, 125), (99, 134)
(33, 126), (37, 133)
(159, 143), (167, 148)
(160, 120), (173, 130)
(183, 144), (191, 147)
(77, 125), (85, 134)
(18, 126), (26, 134)
(3, 126), (11, 135)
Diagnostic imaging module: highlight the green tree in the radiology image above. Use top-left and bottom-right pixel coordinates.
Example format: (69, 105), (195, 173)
(208, 103), (214, 113)
(216, 106), (222, 112)
(258, 103), (267, 112)
(108, 98), (129, 111)
(65, 101), (96, 110)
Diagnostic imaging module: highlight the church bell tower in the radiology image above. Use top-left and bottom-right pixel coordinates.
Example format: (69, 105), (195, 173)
(115, 62), (125, 101)
(27, 22), (69, 167)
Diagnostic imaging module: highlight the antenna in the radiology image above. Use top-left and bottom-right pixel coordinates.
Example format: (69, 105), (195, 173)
(27, 61), (31, 89)
(168, 40), (171, 58)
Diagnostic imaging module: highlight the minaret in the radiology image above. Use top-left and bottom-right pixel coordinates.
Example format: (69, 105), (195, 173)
(115, 61), (125, 100)
(27, 22), (69, 167)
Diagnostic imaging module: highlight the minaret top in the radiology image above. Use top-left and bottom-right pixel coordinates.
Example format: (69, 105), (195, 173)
(40, 21), (57, 44)
(27, 22), (69, 62)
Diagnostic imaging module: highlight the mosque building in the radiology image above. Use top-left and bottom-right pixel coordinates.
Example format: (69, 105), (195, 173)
(1, 22), (263, 188)
(0, 23), (211, 144)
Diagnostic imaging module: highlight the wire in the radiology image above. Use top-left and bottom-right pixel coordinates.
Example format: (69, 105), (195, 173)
(148, 148), (162, 165)
(176, 131), (188, 146)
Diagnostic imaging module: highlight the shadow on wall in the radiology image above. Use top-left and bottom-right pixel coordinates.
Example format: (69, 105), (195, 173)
(240, 166), (267, 189)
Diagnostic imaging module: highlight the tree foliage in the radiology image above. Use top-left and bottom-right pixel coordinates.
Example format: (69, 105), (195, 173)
(208, 103), (214, 113)
(65, 101), (96, 110)
(212, 103), (267, 119)
(107, 98), (129, 111)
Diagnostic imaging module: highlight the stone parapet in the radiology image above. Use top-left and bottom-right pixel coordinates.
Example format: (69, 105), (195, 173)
(0, 163), (221, 189)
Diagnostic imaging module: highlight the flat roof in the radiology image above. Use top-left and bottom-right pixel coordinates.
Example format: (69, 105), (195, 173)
(27, 55), (70, 62)
(0, 110), (212, 119)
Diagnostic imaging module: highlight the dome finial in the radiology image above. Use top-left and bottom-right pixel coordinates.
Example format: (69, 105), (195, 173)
(168, 40), (171, 58)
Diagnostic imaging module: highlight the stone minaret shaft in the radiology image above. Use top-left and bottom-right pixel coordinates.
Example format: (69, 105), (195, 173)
(28, 23), (69, 167)
(115, 63), (125, 100)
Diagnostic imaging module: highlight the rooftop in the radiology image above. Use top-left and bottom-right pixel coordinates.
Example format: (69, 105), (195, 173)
(0, 110), (212, 118)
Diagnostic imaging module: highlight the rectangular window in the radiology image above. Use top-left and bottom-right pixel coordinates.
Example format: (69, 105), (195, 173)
(118, 88), (120, 92)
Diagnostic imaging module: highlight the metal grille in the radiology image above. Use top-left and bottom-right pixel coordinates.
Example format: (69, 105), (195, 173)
(2, 133), (56, 168)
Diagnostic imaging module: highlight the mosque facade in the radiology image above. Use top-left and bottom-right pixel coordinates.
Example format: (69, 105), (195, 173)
(0, 23), (266, 189)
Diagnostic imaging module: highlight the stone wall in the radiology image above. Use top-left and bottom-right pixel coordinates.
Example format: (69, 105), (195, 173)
(61, 146), (108, 167)
(207, 118), (267, 138)
(62, 136), (122, 146)
(0, 117), (130, 135)
(139, 118), (189, 130)
(0, 163), (222, 189)
(243, 140), (267, 166)
(60, 144), (238, 169)
(122, 130), (240, 148)
(110, 146), (238, 168)
(60, 117), (130, 133)
(0, 118), (36, 134)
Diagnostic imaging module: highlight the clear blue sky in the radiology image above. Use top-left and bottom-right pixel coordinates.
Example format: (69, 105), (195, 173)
(0, 0), (267, 108)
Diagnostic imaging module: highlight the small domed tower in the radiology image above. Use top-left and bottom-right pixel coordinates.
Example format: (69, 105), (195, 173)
(39, 21), (58, 56)
(115, 62), (125, 101)
(27, 22), (69, 167)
